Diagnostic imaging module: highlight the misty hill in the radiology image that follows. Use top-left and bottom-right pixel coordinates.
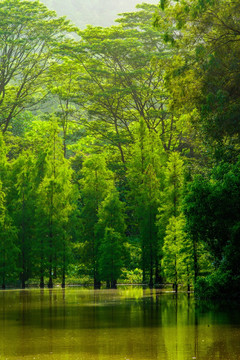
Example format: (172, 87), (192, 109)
(37, 0), (159, 28)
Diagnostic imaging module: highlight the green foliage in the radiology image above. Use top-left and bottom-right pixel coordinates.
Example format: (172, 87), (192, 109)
(9, 151), (37, 288)
(63, 3), (182, 162)
(120, 268), (143, 284)
(96, 189), (126, 287)
(0, 180), (18, 288)
(79, 153), (115, 287)
(162, 215), (193, 287)
(32, 118), (74, 287)
(184, 158), (240, 296)
(195, 270), (234, 300)
(157, 152), (195, 287)
(0, 0), (75, 133)
(156, 0), (240, 160)
(127, 120), (166, 286)
(99, 227), (124, 288)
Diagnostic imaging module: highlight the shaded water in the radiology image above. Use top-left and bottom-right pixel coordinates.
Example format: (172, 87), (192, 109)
(0, 288), (240, 360)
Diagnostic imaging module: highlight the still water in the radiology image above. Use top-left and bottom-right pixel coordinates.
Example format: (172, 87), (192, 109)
(0, 287), (240, 360)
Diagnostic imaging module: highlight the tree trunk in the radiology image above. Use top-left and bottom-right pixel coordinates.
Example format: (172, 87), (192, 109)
(40, 276), (44, 289)
(94, 279), (101, 289)
(21, 278), (26, 289)
(48, 269), (53, 288)
(193, 238), (199, 283)
(111, 280), (117, 289)
(174, 255), (178, 293)
(62, 270), (65, 288)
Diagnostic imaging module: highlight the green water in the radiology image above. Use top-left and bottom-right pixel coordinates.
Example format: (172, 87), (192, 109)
(0, 288), (240, 360)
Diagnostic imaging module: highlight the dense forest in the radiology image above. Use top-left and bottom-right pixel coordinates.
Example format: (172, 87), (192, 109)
(0, 0), (240, 299)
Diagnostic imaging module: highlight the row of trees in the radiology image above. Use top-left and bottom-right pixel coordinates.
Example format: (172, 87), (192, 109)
(0, 118), (199, 289)
(0, 0), (239, 298)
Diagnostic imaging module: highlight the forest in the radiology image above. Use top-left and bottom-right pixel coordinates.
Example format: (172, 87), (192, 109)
(0, 0), (240, 299)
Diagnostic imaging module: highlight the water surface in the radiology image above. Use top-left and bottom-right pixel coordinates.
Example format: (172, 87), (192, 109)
(0, 287), (240, 360)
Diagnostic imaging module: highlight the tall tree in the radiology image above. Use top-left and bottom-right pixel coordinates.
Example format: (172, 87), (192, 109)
(156, 0), (240, 161)
(0, 180), (18, 289)
(96, 189), (126, 288)
(184, 159), (240, 298)
(10, 151), (37, 288)
(0, 132), (18, 289)
(0, 0), (75, 133)
(79, 153), (114, 288)
(34, 118), (74, 288)
(157, 152), (192, 289)
(127, 120), (166, 287)
(62, 4), (186, 162)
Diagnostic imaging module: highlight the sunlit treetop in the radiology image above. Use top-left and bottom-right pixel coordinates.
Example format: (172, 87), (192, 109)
(0, 0), (77, 133)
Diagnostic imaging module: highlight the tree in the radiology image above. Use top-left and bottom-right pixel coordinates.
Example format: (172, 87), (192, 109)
(0, 132), (18, 288)
(162, 215), (194, 291)
(0, 0), (75, 133)
(47, 58), (80, 158)
(97, 189), (126, 288)
(155, 0), (240, 161)
(127, 120), (166, 287)
(79, 153), (114, 288)
(184, 159), (240, 298)
(10, 151), (37, 288)
(34, 118), (74, 288)
(157, 152), (193, 290)
(0, 180), (18, 289)
(63, 4), (186, 163)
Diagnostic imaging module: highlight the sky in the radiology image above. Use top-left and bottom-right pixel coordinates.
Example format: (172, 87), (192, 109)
(38, 0), (160, 28)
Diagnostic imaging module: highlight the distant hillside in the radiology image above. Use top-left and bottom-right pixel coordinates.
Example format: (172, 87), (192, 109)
(37, 0), (159, 28)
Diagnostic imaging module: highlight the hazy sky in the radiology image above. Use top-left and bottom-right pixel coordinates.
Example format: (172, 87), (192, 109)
(38, 0), (160, 28)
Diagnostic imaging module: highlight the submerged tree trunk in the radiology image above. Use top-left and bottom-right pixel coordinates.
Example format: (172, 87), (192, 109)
(111, 279), (117, 289)
(48, 268), (53, 289)
(155, 259), (162, 286)
(187, 265), (191, 292)
(174, 255), (178, 293)
(21, 192), (26, 290)
(94, 279), (101, 289)
(61, 245), (66, 288)
(21, 277), (26, 289)
(40, 275), (44, 289)
(193, 237), (199, 283)
(21, 244), (26, 289)
(40, 237), (44, 288)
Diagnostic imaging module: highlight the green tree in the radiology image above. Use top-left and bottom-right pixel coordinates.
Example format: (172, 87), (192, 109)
(162, 215), (193, 291)
(157, 152), (193, 290)
(0, 132), (18, 288)
(79, 153), (114, 288)
(0, 180), (18, 289)
(0, 0), (75, 133)
(184, 159), (240, 298)
(9, 151), (37, 288)
(34, 118), (74, 288)
(127, 120), (166, 287)
(48, 59), (80, 158)
(63, 4), (186, 163)
(156, 0), (240, 162)
(97, 189), (126, 288)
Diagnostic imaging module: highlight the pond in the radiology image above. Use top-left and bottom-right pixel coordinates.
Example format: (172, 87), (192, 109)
(0, 287), (240, 360)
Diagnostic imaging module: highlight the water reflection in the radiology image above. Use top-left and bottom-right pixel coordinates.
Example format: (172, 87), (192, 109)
(0, 288), (239, 359)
